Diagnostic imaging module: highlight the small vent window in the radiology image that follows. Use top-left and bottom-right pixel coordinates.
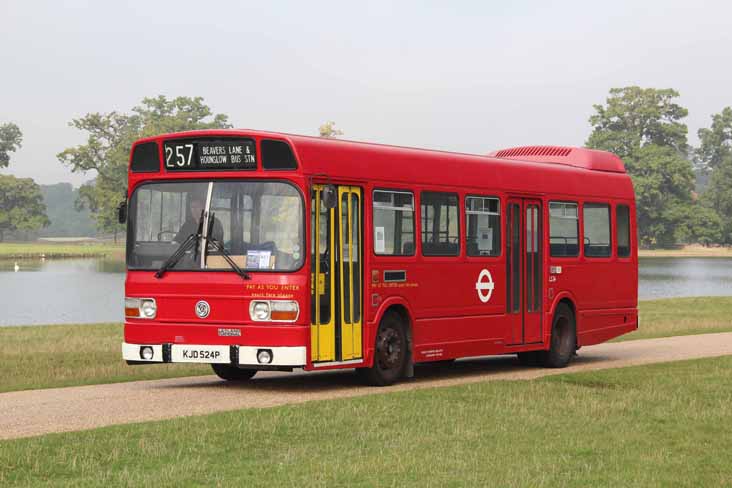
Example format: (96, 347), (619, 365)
(617, 205), (631, 257)
(131, 142), (160, 173)
(261, 139), (298, 170)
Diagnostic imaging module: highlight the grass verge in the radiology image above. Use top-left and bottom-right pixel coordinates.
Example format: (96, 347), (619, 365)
(0, 324), (209, 393)
(615, 296), (732, 342)
(1, 356), (732, 487)
(1, 297), (731, 394)
(639, 244), (732, 257)
(0, 242), (124, 260)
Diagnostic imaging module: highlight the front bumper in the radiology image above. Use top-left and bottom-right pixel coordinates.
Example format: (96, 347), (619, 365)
(122, 342), (307, 367)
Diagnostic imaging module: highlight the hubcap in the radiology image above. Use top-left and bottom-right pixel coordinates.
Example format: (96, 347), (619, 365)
(376, 326), (402, 370)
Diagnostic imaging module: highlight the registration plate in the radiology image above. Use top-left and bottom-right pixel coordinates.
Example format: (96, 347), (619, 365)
(171, 344), (230, 364)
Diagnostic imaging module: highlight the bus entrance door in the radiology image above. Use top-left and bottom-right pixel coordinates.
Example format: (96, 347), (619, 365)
(311, 185), (363, 363)
(506, 198), (543, 345)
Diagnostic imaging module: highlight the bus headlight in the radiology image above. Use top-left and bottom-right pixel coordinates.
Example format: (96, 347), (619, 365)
(250, 301), (271, 321)
(249, 300), (299, 322)
(125, 297), (157, 319)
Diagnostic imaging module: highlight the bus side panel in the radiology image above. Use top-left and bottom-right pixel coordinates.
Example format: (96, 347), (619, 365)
(412, 316), (509, 361)
(577, 308), (638, 346)
(409, 261), (508, 350)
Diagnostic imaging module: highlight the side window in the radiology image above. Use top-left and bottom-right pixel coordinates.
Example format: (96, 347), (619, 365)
(549, 202), (579, 257)
(421, 192), (459, 256)
(616, 205), (631, 257)
(373, 190), (415, 256)
(466, 196), (500, 256)
(583, 203), (611, 257)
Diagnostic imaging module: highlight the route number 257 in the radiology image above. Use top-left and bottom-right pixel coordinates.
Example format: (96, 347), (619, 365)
(165, 144), (194, 168)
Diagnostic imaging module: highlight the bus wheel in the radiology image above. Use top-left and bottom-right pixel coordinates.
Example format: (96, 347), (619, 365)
(542, 303), (577, 368)
(359, 312), (408, 386)
(211, 364), (257, 381)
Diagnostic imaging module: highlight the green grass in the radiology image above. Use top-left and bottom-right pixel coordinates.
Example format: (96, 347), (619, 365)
(0, 242), (123, 260)
(616, 296), (732, 342)
(1, 297), (731, 394)
(0, 324), (209, 393)
(639, 244), (732, 257)
(2, 356), (732, 487)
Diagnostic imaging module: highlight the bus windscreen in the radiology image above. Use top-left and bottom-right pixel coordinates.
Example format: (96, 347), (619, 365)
(127, 180), (303, 272)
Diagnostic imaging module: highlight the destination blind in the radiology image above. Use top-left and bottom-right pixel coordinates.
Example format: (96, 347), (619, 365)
(163, 139), (257, 171)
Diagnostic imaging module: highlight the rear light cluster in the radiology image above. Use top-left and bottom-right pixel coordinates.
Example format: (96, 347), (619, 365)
(248, 300), (299, 322)
(125, 297), (157, 319)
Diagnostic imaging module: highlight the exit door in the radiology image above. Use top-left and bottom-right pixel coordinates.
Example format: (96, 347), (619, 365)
(506, 198), (543, 344)
(311, 185), (363, 362)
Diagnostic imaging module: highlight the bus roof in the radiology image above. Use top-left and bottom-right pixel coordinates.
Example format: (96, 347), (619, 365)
(133, 129), (635, 201)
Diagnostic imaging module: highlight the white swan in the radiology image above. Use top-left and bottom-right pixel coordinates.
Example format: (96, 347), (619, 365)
(14, 262), (20, 272)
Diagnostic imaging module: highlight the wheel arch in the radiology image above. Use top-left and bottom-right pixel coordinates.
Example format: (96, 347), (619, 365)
(371, 297), (415, 377)
(548, 292), (578, 345)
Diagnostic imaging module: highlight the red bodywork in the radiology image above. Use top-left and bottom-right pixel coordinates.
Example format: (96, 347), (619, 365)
(124, 130), (638, 371)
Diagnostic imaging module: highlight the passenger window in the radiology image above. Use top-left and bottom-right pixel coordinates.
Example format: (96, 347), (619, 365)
(373, 190), (415, 255)
(583, 203), (611, 257)
(421, 192), (459, 256)
(466, 196), (500, 256)
(549, 202), (579, 257)
(616, 205), (631, 257)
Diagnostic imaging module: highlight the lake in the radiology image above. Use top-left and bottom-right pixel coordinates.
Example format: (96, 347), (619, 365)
(1, 257), (731, 326)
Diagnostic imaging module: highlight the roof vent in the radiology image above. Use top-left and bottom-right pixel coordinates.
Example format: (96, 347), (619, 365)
(494, 146), (572, 158)
(489, 146), (625, 173)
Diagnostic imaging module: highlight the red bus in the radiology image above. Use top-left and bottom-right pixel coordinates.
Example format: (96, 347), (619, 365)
(121, 130), (638, 385)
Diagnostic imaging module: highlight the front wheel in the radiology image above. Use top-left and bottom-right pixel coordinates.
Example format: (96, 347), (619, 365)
(358, 312), (408, 386)
(541, 303), (577, 368)
(211, 364), (257, 381)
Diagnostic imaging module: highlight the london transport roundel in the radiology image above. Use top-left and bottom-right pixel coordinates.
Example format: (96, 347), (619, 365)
(475, 269), (495, 303)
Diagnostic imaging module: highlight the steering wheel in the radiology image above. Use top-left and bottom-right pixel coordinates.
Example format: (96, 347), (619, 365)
(157, 230), (177, 241)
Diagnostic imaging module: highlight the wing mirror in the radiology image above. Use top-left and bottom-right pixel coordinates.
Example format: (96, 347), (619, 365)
(117, 195), (128, 224)
(321, 185), (337, 209)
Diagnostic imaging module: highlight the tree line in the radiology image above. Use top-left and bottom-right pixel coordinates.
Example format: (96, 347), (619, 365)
(0, 89), (731, 247)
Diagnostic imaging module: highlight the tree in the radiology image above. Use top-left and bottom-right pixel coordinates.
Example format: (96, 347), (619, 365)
(0, 175), (50, 242)
(319, 121), (343, 138)
(701, 155), (732, 244)
(0, 122), (23, 168)
(587, 87), (697, 247)
(57, 96), (231, 239)
(696, 107), (732, 171)
(587, 87), (688, 160)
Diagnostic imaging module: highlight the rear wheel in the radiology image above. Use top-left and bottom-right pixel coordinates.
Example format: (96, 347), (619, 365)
(211, 364), (257, 381)
(358, 312), (408, 386)
(542, 303), (577, 368)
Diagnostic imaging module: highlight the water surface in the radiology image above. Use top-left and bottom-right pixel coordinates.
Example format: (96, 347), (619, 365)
(638, 257), (732, 300)
(0, 258), (125, 326)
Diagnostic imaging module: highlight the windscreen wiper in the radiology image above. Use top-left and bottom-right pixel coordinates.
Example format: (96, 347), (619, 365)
(204, 212), (251, 280)
(155, 211), (205, 279)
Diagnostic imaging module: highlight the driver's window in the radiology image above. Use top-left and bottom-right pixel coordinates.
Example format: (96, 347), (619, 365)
(134, 188), (186, 242)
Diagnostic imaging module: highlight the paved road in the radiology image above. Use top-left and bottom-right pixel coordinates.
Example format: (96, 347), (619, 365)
(3, 332), (732, 440)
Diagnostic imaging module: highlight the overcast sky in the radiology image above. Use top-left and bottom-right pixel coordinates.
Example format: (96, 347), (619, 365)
(2, 0), (732, 186)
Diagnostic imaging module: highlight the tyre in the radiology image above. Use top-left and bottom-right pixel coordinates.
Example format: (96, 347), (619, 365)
(358, 312), (408, 386)
(211, 364), (257, 381)
(541, 303), (577, 368)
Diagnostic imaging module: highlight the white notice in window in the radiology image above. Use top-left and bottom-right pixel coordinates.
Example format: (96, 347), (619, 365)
(246, 250), (272, 269)
(478, 226), (493, 251)
(375, 226), (386, 253)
